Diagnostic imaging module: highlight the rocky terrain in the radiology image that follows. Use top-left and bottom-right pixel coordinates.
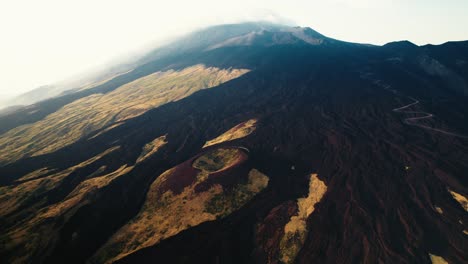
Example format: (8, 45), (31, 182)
(0, 22), (467, 263)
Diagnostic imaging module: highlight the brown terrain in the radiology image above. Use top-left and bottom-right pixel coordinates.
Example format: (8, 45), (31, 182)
(0, 23), (467, 264)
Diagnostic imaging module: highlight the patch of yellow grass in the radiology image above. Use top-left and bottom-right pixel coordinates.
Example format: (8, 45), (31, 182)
(136, 135), (168, 163)
(0, 146), (119, 217)
(77, 70), (133, 92)
(448, 189), (468, 212)
(247, 169), (270, 193)
(92, 166), (268, 263)
(280, 174), (327, 264)
(40, 165), (133, 218)
(204, 169), (269, 217)
(429, 254), (448, 264)
(204, 119), (257, 147)
(88, 122), (124, 140)
(16, 167), (56, 182)
(0, 65), (249, 164)
(0, 147), (124, 264)
(193, 148), (243, 172)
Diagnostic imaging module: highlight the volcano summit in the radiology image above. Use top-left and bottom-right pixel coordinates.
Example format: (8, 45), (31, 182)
(0, 22), (467, 264)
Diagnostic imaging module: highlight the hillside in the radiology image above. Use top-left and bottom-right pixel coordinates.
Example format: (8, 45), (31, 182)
(0, 22), (467, 264)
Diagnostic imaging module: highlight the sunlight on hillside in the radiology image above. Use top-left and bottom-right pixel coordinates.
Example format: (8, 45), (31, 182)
(136, 135), (168, 163)
(280, 174), (327, 264)
(88, 122), (125, 140)
(16, 167), (56, 182)
(0, 146), (119, 217)
(41, 164), (133, 218)
(193, 148), (243, 172)
(448, 189), (468, 212)
(203, 119), (257, 147)
(429, 254), (448, 264)
(0, 147), (122, 262)
(92, 149), (268, 263)
(0, 65), (249, 164)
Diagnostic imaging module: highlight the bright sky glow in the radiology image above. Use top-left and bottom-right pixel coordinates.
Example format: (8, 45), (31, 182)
(0, 0), (467, 100)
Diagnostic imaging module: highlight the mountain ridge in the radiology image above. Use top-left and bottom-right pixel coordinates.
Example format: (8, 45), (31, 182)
(1, 22), (464, 113)
(0, 22), (467, 264)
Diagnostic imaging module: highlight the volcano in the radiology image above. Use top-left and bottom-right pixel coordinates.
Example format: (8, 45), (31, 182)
(0, 22), (467, 264)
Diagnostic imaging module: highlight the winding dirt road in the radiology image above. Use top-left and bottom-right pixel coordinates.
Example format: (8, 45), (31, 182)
(391, 91), (468, 138)
(363, 72), (468, 139)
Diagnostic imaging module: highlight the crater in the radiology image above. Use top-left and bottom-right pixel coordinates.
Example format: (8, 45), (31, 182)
(193, 147), (247, 173)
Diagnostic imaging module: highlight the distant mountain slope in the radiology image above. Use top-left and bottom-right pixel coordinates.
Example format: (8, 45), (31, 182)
(0, 65), (248, 164)
(0, 22), (284, 135)
(0, 64), (134, 111)
(0, 23), (467, 264)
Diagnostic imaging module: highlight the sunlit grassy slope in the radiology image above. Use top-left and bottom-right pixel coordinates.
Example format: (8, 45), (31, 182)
(0, 147), (123, 263)
(136, 135), (168, 163)
(203, 119), (257, 147)
(0, 65), (249, 164)
(0, 146), (120, 218)
(449, 189), (468, 212)
(280, 174), (327, 264)
(92, 148), (268, 263)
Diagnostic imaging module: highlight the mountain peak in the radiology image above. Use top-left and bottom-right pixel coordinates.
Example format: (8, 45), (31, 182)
(203, 24), (333, 50)
(384, 40), (419, 48)
(1, 20), (468, 264)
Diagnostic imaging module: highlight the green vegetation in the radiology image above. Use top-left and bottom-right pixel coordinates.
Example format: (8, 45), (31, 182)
(205, 183), (252, 216)
(193, 148), (242, 172)
(279, 231), (307, 264)
(205, 169), (269, 217)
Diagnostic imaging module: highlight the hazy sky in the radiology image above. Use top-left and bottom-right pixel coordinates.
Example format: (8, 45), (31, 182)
(1, 0), (467, 100)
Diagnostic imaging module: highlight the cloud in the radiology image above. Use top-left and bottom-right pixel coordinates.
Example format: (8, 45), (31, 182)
(239, 9), (297, 26)
(329, 0), (390, 9)
(0, 0), (466, 100)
